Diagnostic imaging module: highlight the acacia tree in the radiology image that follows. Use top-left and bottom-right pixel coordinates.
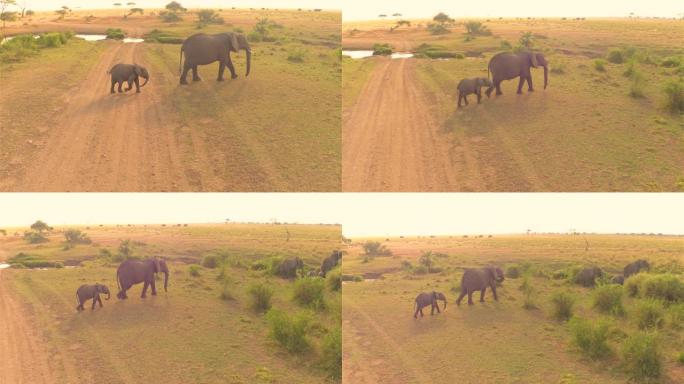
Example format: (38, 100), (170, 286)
(1, 0), (17, 29)
(30, 220), (52, 233)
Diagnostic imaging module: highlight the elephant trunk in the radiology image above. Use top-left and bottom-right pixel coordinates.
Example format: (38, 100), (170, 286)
(442, 299), (447, 311)
(163, 270), (169, 292)
(543, 65), (548, 89)
(245, 48), (251, 77)
(140, 76), (149, 88)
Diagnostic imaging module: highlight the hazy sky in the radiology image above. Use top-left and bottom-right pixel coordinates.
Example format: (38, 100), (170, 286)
(343, 0), (683, 20)
(21, 1), (339, 11)
(0, 193), (682, 237)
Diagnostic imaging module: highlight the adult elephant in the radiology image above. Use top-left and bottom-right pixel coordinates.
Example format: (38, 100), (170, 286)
(624, 259), (649, 278)
(179, 32), (251, 85)
(320, 250), (342, 277)
(485, 51), (548, 97)
(456, 266), (504, 305)
(116, 258), (169, 299)
(276, 257), (304, 278)
(574, 266), (603, 287)
(414, 291), (447, 318)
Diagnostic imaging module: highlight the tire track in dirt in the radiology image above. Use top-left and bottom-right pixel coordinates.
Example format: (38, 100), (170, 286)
(0, 270), (62, 384)
(342, 58), (463, 191)
(343, 298), (432, 383)
(20, 42), (193, 191)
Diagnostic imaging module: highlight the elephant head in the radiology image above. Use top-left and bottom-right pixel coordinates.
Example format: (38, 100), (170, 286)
(150, 257), (169, 292)
(134, 64), (149, 88)
(433, 291), (447, 310)
(488, 267), (505, 283)
(477, 77), (492, 88)
(535, 53), (549, 89)
(96, 283), (111, 300)
(218, 32), (251, 76)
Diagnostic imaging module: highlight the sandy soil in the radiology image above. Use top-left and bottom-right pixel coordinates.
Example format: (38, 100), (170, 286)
(342, 57), (469, 191)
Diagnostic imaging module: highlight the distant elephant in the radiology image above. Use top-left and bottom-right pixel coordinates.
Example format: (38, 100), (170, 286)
(116, 258), (169, 299)
(624, 259), (650, 278)
(108, 63), (149, 94)
(456, 267), (504, 305)
(457, 77), (492, 108)
(276, 257), (304, 278)
(76, 283), (110, 311)
(320, 250), (342, 277)
(485, 51), (548, 97)
(611, 275), (625, 285)
(179, 32), (251, 85)
(414, 291), (447, 318)
(574, 267), (603, 287)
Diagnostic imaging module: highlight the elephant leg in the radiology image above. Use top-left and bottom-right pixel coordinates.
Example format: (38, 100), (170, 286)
(477, 90), (482, 104)
(495, 81), (503, 96)
(480, 288), (486, 302)
(125, 75), (135, 92)
(414, 306), (420, 319)
(134, 77), (140, 93)
(456, 291), (466, 306)
(117, 81), (124, 93)
(419, 308), (424, 317)
(110, 79), (116, 94)
(485, 85), (494, 98)
(150, 279), (157, 296)
(516, 76), (525, 94)
(141, 281), (149, 298)
(98, 295), (103, 307)
(192, 66), (201, 81)
(91, 295), (97, 310)
(225, 55), (238, 79)
(464, 95), (469, 106)
(527, 75), (534, 92)
(180, 64), (191, 85)
(467, 291), (474, 305)
(491, 284), (499, 301)
(457, 93), (462, 108)
(217, 61), (225, 81)
(433, 302), (441, 314)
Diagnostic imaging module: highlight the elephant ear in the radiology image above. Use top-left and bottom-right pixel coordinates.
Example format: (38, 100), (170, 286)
(530, 53), (539, 68)
(134, 65), (142, 76)
(229, 33), (239, 53)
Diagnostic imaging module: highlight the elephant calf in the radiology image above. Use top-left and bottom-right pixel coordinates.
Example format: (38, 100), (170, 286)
(457, 77), (492, 108)
(76, 283), (110, 311)
(414, 291), (447, 318)
(276, 257), (304, 279)
(456, 267), (504, 305)
(108, 63), (149, 94)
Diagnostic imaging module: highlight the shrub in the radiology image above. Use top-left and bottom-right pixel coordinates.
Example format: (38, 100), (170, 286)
(623, 60), (637, 77)
(293, 277), (326, 310)
(568, 316), (611, 359)
(196, 9), (224, 28)
(64, 229), (91, 247)
(464, 21), (491, 36)
(640, 274), (684, 303)
(668, 303), (684, 329)
(37, 33), (64, 47)
(105, 28), (125, 40)
(621, 332), (662, 381)
(593, 59), (606, 72)
(660, 56), (681, 68)
(327, 270), (341, 291)
(427, 23), (450, 35)
(678, 351), (684, 364)
(219, 280), (234, 300)
(266, 309), (310, 353)
(144, 29), (183, 44)
(520, 274), (536, 309)
(372, 43), (392, 56)
(321, 327), (341, 379)
(188, 265), (201, 277)
(414, 43), (460, 59)
(23, 231), (48, 244)
(248, 282), (273, 312)
(412, 265), (428, 275)
(287, 49), (305, 63)
(629, 71), (645, 98)
(632, 299), (665, 329)
(362, 241), (392, 257)
(606, 48), (625, 64)
(625, 273), (647, 297)
(593, 284), (624, 315)
(506, 265), (521, 278)
(500, 40), (512, 50)
(663, 80), (684, 114)
(201, 253), (223, 268)
(159, 10), (182, 22)
(7, 253), (59, 268)
(551, 291), (575, 321)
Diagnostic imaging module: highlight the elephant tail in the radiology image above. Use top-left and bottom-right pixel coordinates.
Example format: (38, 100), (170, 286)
(116, 269), (122, 294)
(178, 46), (184, 76)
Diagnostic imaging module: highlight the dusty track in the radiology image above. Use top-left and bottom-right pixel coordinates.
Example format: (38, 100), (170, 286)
(17, 42), (194, 191)
(0, 269), (60, 384)
(342, 58), (463, 191)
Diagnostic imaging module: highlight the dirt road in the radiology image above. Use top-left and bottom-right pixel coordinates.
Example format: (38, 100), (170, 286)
(11, 42), (221, 191)
(342, 58), (465, 191)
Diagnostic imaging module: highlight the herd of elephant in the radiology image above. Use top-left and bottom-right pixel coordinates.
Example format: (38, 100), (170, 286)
(413, 259), (650, 319)
(75, 251), (342, 311)
(456, 51), (549, 108)
(107, 32), (251, 94)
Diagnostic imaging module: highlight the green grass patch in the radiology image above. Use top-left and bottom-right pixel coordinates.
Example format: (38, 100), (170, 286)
(248, 282), (274, 313)
(551, 290), (576, 321)
(593, 284), (624, 315)
(105, 28), (125, 40)
(7, 253), (63, 269)
(266, 309), (311, 353)
(568, 316), (612, 359)
(621, 331), (662, 381)
(632, 299), (665, 330)
(414, 43), (462, 59)
(372, 43), (392, 56)
(292, 277), (326, 310)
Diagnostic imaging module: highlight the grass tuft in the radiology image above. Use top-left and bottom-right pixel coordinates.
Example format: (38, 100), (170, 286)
(551, 290), (576, 321)
(593, 284), (624, 315)
(266, 309), (311, 353)
(248, 282), (274, 313)
(621, 331), (662, 381)
(568, 316), (612, 359)
(632, 299), (665, 330)
(292, 277), (326, 310)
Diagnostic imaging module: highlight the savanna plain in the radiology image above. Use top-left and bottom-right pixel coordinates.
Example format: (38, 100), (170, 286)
(0, 222), (342, 383)
(342, 17), (684, 191)
(342, 234), (684, 383)
(0, 6), (340, 191)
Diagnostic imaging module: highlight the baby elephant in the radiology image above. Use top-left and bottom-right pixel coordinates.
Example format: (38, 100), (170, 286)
(457, 77), (492, 108)
(76, 283), (110, 311)
(108, 63), (149, 94)
(414, 291), (447, 319)
(456, 266), (504, 305)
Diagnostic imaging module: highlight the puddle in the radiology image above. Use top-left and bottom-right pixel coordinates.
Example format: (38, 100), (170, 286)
(123, 37), (144, 43)
(75, 34), (107, 41)
(391, 52), (414, 59)
(0, 263), (10, 269)
(342, 50), (374, 59)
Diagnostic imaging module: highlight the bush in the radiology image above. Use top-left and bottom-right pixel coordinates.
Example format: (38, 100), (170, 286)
(621, 332), (662, 381)
(464, 21), (491, 36)
(293, 277), (326, 310)
(678, 351), (684, 364)
(414, 43), (461, 59)
(633, 299), (665, 330)
(623, 60), (637, 77)
(37, 33), (65, 47)
(196, 9), (224, 28)
(629, 71), (645, 98)
(201, 253), (223, 269)
(593, 284), (624, 315)
(412, 265), (428, 275)
(219, 280), (234, 300)
(606, 48), (626, 64)
(660, 56), (681, 68)
(105, 28), (125, 39)
(327, 270), (341, 291)
(640, 274), (684, 303)
(372, 43), (392, 56)
(7, 253), (59, 268)
(144, 29), (183, 44)
(593, 59), (607, 72)
(287, 49), (305, 63)
(668, 303), (684, 329)
(64, 229), (91, 247)
(159, 11), (182, 22)
(248, 282), (273, 312)
(663, 80), (684, 114)
(23, 231), (48, 244)
(568, 316), (611, 359)
(321, 327), (341, 379)
(362, 241), (392, 257)
(551, 291), (575, 321)
(506, 265), (521, 278)
(626, 273), (648, 297)
(520, 275), (536, 309)
(266, 309), (310, 353)
(188, 265), (201, 277)
(427, 23), (450, 35)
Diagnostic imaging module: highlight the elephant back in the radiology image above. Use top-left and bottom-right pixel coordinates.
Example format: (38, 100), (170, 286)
(461, 268), (488, 290)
